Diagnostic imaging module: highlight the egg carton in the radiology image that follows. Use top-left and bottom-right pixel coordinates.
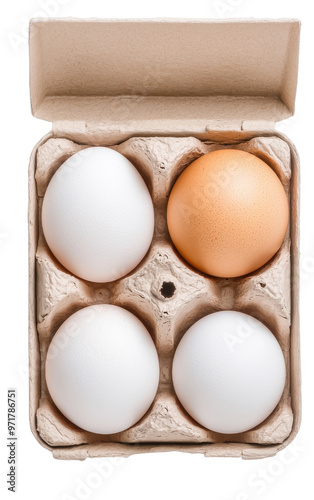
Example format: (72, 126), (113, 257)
(29, 133), (298, 460)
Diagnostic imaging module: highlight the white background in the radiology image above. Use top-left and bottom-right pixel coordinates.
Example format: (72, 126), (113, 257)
(1, 1), (313, 499)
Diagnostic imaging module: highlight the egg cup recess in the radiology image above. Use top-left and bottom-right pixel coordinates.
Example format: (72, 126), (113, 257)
(31, 133), (296, 459)
(172, 311), (286, 435)
(41, 147), (155, 284)
(167, 149), (289, 279)
(45, 304), (160, 435)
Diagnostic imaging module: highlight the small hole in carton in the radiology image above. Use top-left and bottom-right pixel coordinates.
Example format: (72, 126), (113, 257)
(160, 281), (176, 298)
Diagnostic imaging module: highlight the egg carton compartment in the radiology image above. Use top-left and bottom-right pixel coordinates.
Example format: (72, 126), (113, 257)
(34, 134), (294, 456)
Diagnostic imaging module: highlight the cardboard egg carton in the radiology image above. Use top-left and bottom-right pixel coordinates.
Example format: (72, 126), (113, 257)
(28, 19), (301, 460)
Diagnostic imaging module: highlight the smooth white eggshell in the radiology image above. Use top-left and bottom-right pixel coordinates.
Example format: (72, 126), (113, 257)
(42, 147), (154, 283)
(45, 305), (160, 434)
(172, 311), (286, 434)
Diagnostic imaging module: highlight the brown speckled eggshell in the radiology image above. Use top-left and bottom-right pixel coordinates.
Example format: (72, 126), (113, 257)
(167, 149), (289, 278)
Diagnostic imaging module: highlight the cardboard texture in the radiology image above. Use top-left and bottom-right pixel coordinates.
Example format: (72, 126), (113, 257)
(28, 18), (301, 460)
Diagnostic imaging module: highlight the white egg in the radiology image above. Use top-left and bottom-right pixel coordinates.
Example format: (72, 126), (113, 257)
(42, 147), (154, 283)
(172, 311), (286, 434)
(45, 304), (160, 434)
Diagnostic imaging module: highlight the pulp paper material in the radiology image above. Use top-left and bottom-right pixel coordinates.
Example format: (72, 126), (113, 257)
(29, 19), (300, 124)
(29, 134), (299, 460)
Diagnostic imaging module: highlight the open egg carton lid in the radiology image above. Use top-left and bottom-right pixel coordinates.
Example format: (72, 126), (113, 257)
(29, 18), (300, 137)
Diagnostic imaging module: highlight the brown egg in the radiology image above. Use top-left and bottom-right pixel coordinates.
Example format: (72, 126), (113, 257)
(167, 149), (289, 278)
